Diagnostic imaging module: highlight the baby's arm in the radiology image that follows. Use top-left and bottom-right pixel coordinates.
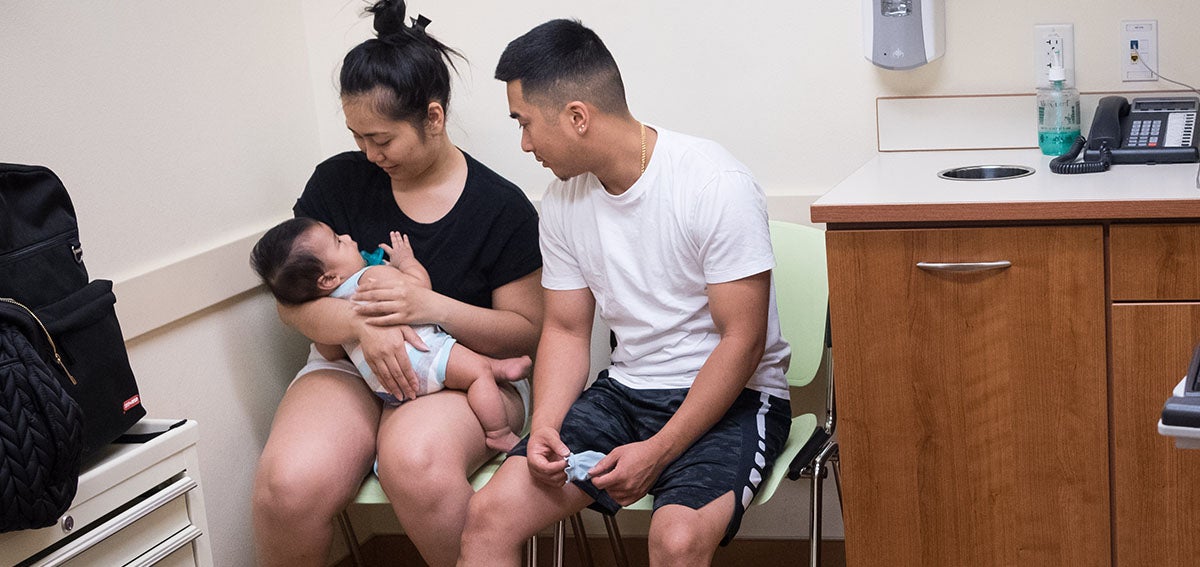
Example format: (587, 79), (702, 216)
(380, 231), (431, 290)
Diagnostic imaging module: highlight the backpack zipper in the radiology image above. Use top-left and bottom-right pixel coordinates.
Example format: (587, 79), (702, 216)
(0, 297), (77, 384)
(0, 230), (82, 267)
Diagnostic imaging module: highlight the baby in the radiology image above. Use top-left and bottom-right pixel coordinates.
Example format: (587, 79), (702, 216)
(250, 217), (529, 451)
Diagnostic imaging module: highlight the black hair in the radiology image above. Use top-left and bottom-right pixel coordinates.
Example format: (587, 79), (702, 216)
(494, 19), (628, 115)
(249, 217), (328, 306)
(340, 0), (464, 126)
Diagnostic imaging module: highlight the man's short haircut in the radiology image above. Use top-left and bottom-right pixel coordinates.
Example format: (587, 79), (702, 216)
(494, 19), (628, 115)
(249, 217), (329, 306)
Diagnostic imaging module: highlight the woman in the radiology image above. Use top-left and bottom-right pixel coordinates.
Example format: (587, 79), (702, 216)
(251, 2), (542, 565)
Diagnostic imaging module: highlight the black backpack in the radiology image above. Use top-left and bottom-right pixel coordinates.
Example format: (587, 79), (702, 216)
(0, 299), (84, 532)
(0, 164), (146, 459)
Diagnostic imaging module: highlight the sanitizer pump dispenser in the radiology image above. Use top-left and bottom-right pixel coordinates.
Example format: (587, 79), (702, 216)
(863, 0), (945, 70)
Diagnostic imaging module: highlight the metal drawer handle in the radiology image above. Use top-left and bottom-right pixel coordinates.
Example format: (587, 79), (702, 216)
(126, 525), (203, 567)
(917, 261), (1012, 272)
(37, 476), (197, 566)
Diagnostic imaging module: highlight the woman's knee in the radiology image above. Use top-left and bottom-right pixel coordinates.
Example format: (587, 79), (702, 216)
(253, 454), (349, 521)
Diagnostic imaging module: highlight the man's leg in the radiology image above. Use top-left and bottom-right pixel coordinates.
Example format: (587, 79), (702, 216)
(647, 494), (735, 567)
(459, 455), (595, 567)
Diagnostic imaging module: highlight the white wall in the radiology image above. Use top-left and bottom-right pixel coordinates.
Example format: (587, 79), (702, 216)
(3, 1), (1198, 565)
(0, 4), (319, 566)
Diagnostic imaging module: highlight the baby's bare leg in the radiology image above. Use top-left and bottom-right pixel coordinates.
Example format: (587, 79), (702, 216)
(442, 344), (531, 452)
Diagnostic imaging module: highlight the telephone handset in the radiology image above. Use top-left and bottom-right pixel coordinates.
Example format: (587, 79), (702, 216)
(1051, 95), (1199, 174)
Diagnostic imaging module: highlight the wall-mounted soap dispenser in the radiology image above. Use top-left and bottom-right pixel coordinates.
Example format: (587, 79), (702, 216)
(863, 0), (945, 70)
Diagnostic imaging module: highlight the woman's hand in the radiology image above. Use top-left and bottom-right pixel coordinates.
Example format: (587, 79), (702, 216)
(357, 322), (428, 400)
(353, 273), (440, 326)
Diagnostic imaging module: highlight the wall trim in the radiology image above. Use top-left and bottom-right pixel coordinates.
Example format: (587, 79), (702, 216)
(114, 228), (268, 340)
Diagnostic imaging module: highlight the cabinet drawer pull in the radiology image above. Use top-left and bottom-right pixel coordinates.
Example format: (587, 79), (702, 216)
(35, 476), (197, 566)
(917, 261), (1012, 272)
(125, 525), (202, 567)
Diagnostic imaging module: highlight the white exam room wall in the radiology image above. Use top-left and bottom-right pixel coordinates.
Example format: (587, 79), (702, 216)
(3, 1), (1199, 565)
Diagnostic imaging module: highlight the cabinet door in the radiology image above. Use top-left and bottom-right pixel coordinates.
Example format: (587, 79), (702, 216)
(1111, 303), (1200, 567)
(828, 226), (1109, 567)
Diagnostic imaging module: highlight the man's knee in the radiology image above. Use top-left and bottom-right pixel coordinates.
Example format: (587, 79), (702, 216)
(649, 521), (720, 565)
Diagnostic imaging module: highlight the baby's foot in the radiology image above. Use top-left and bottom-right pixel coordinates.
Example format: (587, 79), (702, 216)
(485, 429), (521, 453)
(491, 355), (532, 382)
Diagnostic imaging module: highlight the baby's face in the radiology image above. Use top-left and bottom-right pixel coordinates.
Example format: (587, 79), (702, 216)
(301, 223), (364, 281)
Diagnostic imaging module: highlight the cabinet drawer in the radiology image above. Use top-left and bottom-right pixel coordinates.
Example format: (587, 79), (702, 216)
(1111, 223), (1200, 300)
(64, 494), (191, 566)
(29, 475), (198, 567)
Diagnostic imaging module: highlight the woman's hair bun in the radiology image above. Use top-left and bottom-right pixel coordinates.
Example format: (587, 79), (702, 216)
(366, 0), (408, 38)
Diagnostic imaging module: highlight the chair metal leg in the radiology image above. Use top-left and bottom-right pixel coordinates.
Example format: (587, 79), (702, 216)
(809, 460), (825, 567)
(809, 441), (840, 567)
(569, 512), (594, 567)
(602, 514), (631, 567)
(553, 519), (566, 567)
(830, 445), (843, 509)
(335, 510), (366, 567)
(527, 533), (538, 567)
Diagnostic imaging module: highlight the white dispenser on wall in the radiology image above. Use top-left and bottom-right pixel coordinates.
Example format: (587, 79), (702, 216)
(863, 0), (945, 70)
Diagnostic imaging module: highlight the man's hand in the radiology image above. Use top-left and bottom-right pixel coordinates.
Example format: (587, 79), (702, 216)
(357, 323), (427, 400)
(526, 427), (571, 487)
(588, 439), (671, 506)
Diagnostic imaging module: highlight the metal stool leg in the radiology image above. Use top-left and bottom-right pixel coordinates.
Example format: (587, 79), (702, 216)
(830, 446), (843, 509)
(602, 514), (631, 567)
(335, 510), (365, 567)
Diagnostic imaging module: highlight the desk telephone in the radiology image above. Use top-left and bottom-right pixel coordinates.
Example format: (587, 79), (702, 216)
(1050, 95), (1199, 174)
(1161, 343), (1200, 428)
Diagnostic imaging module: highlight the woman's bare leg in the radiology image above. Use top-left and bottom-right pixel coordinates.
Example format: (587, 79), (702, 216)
(252, 370), (381, 567)
(375, 384), (524, 567)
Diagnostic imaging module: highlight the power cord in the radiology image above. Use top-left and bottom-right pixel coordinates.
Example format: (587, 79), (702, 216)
(1132, 48), (1200, 96)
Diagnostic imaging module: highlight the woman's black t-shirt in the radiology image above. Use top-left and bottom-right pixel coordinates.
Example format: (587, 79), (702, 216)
(293, 151), (541, 309)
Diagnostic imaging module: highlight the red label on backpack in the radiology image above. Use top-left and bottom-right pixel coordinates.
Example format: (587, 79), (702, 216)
(123, 395), (141, 412)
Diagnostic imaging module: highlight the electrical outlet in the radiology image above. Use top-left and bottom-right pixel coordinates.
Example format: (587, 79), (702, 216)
(1034, 24), (1075, 88)
(1121, 19), (1158, 82)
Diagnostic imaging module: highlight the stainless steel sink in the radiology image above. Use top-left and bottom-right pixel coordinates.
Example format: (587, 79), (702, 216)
(937, 165), (1035, 181)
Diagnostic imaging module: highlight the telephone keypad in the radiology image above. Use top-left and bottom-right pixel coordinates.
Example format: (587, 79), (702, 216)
(1127, 119), (1164, 148)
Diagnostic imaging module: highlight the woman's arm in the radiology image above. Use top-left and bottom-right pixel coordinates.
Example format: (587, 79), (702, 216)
(277, 294), (421, 399)
(353, 269), (544, 359)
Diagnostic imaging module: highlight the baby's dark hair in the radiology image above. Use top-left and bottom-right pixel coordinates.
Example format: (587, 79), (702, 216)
(249, 217), (328, 305)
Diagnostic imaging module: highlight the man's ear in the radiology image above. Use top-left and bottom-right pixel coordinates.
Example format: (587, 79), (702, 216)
(425, 101), (446, 135)
(317, 272), (342, 292)
(566, 101), (589, 135)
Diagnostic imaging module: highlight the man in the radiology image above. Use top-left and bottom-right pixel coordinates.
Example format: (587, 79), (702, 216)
(459, 19), (791, 566)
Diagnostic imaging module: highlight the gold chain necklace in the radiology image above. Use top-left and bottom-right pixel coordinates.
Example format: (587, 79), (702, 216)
(639, 122), (647, 173)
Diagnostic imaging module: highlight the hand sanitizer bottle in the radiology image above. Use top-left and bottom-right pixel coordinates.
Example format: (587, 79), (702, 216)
(1037, 53), (1081, 156)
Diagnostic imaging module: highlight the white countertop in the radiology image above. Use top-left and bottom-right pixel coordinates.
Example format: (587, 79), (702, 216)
(811, 149), (1200, 224)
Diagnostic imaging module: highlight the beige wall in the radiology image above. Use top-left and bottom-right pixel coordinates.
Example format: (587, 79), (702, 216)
(3, 1), (1198, 565)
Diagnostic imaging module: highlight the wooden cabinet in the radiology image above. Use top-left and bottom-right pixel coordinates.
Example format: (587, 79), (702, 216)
(828, 225), (1111, 566)
(1110, 223), (1200, 567)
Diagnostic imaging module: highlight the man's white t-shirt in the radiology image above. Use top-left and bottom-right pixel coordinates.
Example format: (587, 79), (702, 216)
(539, 126), (791, 399)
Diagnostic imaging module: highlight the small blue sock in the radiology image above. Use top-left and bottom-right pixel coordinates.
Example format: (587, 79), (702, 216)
(565, 450), (607, 482)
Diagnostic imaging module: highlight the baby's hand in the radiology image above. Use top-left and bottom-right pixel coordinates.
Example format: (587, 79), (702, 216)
(380, 231), (415, 267)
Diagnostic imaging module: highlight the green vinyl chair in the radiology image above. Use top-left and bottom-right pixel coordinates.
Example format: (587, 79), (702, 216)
(598, 220), (841, 567)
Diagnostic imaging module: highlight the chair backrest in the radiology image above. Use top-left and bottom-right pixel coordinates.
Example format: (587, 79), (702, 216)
(768, 221), (829, 389)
